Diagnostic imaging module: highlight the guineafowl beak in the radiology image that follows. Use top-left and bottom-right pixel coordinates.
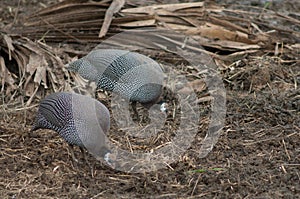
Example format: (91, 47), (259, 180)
(160, 102), (167, 113)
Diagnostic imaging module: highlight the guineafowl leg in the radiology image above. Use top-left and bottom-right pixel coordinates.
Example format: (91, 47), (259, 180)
(68, 145), (82, 170)
(80, 147), (95, 175)
(68, 145), (80, 163)
(131, 101), (140, 121)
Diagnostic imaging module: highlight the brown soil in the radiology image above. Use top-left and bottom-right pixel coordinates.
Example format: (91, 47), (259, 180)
(0, 0), (299, 198)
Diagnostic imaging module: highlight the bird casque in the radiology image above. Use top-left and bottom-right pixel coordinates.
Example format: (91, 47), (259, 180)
(31, 92), (114, 166)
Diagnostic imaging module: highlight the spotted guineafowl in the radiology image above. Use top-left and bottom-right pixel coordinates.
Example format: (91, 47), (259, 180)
(31, 92), (113, 165)
(66, 49), (165, 111)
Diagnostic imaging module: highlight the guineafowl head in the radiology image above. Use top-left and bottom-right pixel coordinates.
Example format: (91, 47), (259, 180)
(100, 148), (116, 168)
(141, 95), (168, 114)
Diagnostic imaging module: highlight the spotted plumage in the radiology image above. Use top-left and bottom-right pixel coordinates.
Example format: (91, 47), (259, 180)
(31, 92), (112, 164)
(66, 49), (164, 107)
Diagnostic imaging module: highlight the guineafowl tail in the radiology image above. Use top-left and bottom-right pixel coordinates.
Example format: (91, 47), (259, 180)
(31, 112), (43, 132)
(65, 59), (84, 72)
(30, 124), (39, 132)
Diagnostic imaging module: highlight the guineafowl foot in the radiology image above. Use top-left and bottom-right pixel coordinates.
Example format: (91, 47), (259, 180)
(69, 145), (80, 163)
(80, 148), (96, 176)
(68, 146), (81, 170)
(69, 147), (95, 175)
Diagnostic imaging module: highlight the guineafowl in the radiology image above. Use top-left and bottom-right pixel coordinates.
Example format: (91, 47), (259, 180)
(66, 49), (165, 112)
(31, 92), (113, 166)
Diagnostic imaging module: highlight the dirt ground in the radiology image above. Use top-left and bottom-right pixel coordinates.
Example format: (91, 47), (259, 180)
(0, 0), (299, 198)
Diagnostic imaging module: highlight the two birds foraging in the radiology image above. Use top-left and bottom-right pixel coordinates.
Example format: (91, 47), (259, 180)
(32, 49), (165, 164)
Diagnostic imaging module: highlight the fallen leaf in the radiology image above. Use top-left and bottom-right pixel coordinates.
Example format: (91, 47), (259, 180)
(121, 2), (204, 14)
(99, 0), (125, 37)
(119, 19), (156, 27)
(3, 35), (15, 60)
(34, 66), (48, 88)
(26, 54), (41, 75)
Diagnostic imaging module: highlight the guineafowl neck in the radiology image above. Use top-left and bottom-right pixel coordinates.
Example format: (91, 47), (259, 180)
(141, 98), (160, 109)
